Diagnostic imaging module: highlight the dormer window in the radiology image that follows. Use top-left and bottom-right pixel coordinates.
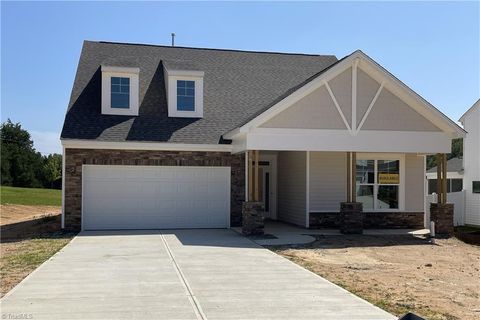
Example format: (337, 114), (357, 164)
(163, 61), (204, 118)
(177, 80), (195, 111)
(111, 77), (130, 108)
(101, 66), (139, 115)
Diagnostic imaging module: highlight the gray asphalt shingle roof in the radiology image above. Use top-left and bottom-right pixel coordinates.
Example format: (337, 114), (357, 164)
(61, 41), (338, 144)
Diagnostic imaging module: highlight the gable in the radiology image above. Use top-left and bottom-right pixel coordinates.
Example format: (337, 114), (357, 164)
(260, 85), (346, 129)
(362, 87), (441, 131)
(249, 54), (446, 135)
(329, 68), (352, 126)
(356, 69), (380, 127)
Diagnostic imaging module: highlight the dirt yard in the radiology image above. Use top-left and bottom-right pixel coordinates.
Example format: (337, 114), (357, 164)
(1, 204), (60, 225)
(270, 235), (480, 320)
(1, 204), (75, 297)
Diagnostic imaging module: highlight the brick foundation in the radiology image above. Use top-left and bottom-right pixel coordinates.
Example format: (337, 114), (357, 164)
(430, 203), (454, 236)
(64, 148), (245, 230)
(242, 202), (265, 236)
(310, 211), (424, 229)
(339, 202), (363, 234)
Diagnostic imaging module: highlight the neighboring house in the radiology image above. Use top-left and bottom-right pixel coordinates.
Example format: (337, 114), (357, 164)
(459, 100), (480, 226)
(426, 157), (463, 194)
(61, 41), (465, 231)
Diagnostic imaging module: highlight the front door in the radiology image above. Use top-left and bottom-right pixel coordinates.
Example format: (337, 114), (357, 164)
(258, 156), (277, 220)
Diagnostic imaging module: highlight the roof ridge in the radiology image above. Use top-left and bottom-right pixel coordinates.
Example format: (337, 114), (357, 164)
(90, 40), (337, 58)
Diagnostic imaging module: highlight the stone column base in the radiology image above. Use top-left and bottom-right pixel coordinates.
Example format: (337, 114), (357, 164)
(242, 202), (265, 236)
(340, 202), (363, 234)
(430, 203), (454, 236)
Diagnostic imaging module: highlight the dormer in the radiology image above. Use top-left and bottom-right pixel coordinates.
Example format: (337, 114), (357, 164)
(163, 60), (204, 118)
(101, 65), (140, 116)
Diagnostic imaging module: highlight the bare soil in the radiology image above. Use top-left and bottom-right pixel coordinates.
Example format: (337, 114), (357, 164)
(1, 205), (75, 297)
(270, 235), (480, 320)
(1, 204), (60, 225)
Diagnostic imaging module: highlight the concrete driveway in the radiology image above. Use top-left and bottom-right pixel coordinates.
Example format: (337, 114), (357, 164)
(1, 229), (395, 320)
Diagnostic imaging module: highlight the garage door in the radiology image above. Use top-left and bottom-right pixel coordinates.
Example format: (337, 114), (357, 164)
(82, 165), (231, 230)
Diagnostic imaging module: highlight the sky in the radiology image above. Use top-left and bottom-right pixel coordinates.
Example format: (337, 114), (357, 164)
(1, 1), (479, 155)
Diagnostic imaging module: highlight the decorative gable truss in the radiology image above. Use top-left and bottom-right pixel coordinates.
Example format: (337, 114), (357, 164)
(225, 51), (465, 154)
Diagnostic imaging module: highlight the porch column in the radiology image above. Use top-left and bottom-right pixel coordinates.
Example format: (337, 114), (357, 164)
(430, 153), (454, 236)
(242, 150), (265, 235)
(340, 152), (363, 234)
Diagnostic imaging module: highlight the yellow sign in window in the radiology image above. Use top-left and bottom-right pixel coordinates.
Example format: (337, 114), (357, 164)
(378, 173), (399, 184)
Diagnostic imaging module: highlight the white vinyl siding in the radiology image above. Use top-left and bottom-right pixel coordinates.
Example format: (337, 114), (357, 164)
(463, 105), (480, 226)
(309, 152), (347, 211)
(307, 152), (422, 213)
(405, 154), (425, 212)
(277, 151), (306, 226)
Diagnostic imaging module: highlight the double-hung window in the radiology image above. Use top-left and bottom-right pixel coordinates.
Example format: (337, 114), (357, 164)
(177, 80), (195, 111)
(111, 77), (130, 109)
(356, 158), (401, 210)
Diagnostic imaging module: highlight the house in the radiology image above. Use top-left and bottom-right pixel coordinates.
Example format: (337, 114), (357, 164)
(459, 100), (480, 226)
(426, 157), (463, 194)
(61, 41), (465, 232)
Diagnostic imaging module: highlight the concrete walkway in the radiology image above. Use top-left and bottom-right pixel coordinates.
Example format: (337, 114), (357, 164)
(235, 221), (430, 245)
(1, 229), (395, 320)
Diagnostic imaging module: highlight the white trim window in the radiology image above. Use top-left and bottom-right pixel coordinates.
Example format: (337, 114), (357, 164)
(164, 67), (204, 118)
(356, 154), (405, 211)
(101, 66), (140, 116)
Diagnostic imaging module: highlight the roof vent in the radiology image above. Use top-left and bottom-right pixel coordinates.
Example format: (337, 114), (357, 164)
(171, 33), (175, 47)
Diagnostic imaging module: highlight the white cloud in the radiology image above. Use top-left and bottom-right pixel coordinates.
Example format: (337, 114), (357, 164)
(30, 131), (62, 155)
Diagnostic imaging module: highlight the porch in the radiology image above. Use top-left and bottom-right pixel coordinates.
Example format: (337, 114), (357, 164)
(242, 150), (427, 229)
(240, 150), (453, 236)
(223, 51), (463, 236)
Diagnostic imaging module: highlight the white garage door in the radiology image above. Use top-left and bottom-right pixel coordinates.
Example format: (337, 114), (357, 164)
(82, 165), (231, 230)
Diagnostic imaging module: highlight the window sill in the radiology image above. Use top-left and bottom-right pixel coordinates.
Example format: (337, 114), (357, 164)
(169, 110), (203, 118)
(102, 108), (138, 116)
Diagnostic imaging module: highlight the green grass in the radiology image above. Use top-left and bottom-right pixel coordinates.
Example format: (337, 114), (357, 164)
(2, 238), (71, 269)
(1, 235), (74, 297)
(0, 186), (61, 206)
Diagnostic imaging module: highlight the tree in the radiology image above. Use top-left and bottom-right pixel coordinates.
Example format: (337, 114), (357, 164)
(42, 154), (62, 188)
(1, 119), (44, 187)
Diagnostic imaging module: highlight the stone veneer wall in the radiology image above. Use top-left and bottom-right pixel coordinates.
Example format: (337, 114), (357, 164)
(64, 148), (245, 230)
(309, 212), (424, 229)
